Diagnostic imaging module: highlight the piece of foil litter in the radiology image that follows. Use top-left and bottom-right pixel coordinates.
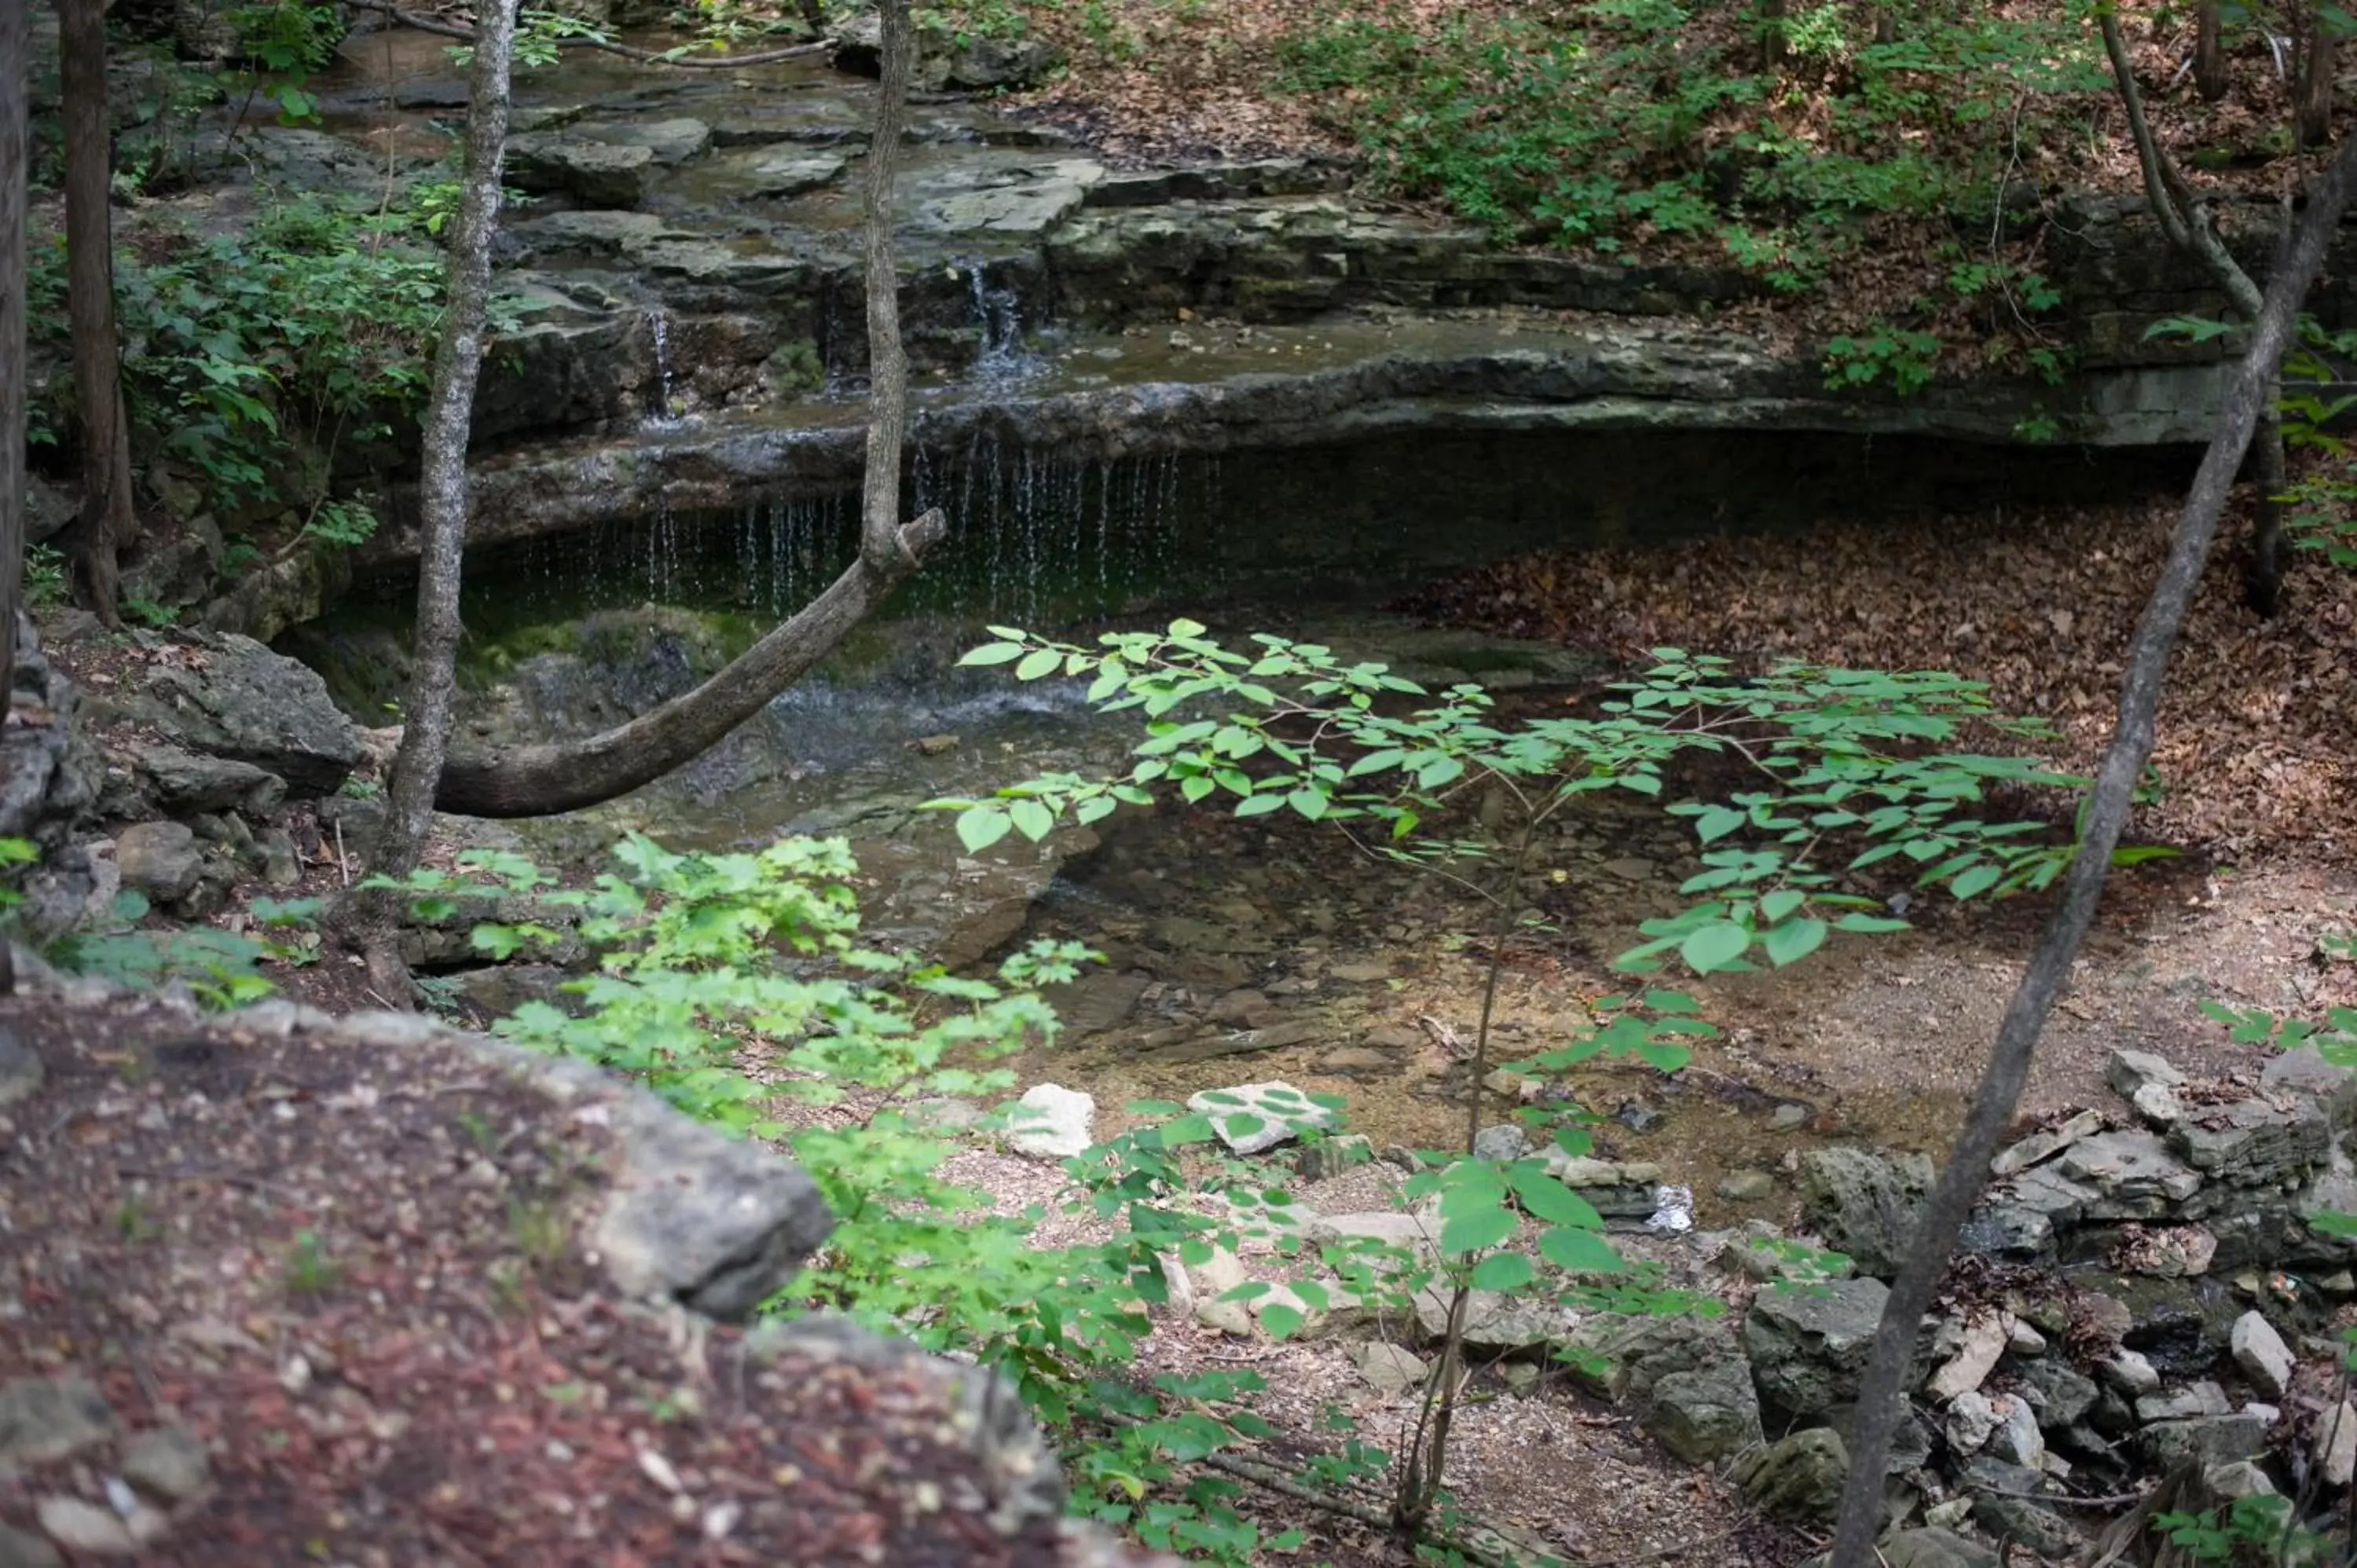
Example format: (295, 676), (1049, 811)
(1646, 1184), (1695, 1233)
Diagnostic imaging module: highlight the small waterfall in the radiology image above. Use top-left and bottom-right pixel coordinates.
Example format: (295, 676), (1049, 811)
(646, 308), (679, 427)
(959, 258), (1029, 384)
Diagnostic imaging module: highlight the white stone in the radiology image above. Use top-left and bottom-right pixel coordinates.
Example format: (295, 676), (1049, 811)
(1944, 1389), (2003, 1455)
(1187, 1081), (1340, 1155)
(1005, 1083), (1094, 1158)
(1357, 1343), (1430, 1393)
(1991, 1109), (2103, 1177)
(2007, 1319), (2049, 1356)
(1986, 1395), (2047, 1470)
(35, 1497), (135, 1555)
(2231, 1310), (2296, 1400)
(1926, 1310), (2013, 1401)
(2314, 1399), (2357, 1488)
(2109, 1048), (2188, 1096)
(2101, 1349), (2161, 1394)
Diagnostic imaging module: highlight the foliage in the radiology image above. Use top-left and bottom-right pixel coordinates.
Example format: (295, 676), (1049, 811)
(2278, 318), (2357, 567)
(935, 622), (2092, 977)
(23, 545), (67, 608)
(228, 0), (346, 126)
(1822, 320), (1944, 395)
(28, 193), (467, 545)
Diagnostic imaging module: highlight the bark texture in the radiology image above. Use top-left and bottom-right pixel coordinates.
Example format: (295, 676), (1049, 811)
(431, 0), (946, 819)
(2299, 5), (2337, 145)
(2103, 13), (2294, 615)
(2, 0), (27, 710)
(58, 0), (137, 625)
(1825, 126), (2357, 1568)
(358, 0), (524, 998)
(2194, 0), (2229, 101)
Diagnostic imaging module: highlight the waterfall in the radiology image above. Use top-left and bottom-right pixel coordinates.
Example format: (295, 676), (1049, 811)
(645, 307), (680, 428)
(959, 258), (1031, 385)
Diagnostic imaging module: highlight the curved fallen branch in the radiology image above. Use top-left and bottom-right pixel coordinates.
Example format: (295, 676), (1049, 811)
(343, 0), (832, 70)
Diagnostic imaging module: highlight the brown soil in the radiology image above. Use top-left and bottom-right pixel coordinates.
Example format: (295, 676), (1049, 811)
(0, 996), (1106, 1566)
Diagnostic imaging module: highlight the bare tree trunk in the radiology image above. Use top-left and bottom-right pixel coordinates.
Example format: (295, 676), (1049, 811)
(1824, 126), (2357, 1568)
(356, 0), (523, 998)
(430, 0), (946, 820)
(1759, 0), (1786, 68)
(2102, 13), (2297, 617)
(2195, 0), (2230, 101)
(2, 0), (27, 712)
(2299, 4), (2337, 145)
(58, 0), (137, 625)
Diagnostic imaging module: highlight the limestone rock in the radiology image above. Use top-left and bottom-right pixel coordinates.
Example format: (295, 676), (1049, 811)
(2107, 1049), (2187, 1099)
(1743, 1275), (1890, 1419)
(2138, 1381), (2231, 1421)
(1985, 1394), (2045, 1470)
(1970, 1493), (2080, 1559)
(1797, 1145), (1932, 1276)
(1644, 1356), (1763, 1464)
(1188, 1081), (1338, 1155)
(1560, 1312), (1741, 1403)
(0, 1026), (42, 1108)
(2058, 1130), (2204, 1217)
(507, 134), (656, 207)
(2230, 1310), (2295, 1399)
(1293, 1134), (1373, 1181)
(1926, 1310), (2011, 1401)
(114, 821), (201, 904)
(108, 633), (361, 797)
(1990, 1109), (2102, 1177)
(0, 1521), (63, 1568)
(131, 743), (286, 815)
(1738, 1428), (1848, 1522)
(1945, 1390), (2003, 1455)
(2314, 1399), (2357, 1488)
(1356, 1343), (1429, 1393)
(2100, 1348), (2160, 1394)
(1878, 1527), (2000, 1568)
(570, 115), (712, 163)
(1006, 1083), (1095, 1159)
(0, 1374), (113, 1465)
(119, 1425), (211, 1503)
(2143, 1412), (2271, 1470)
(1472, 1123), (1530, 1161)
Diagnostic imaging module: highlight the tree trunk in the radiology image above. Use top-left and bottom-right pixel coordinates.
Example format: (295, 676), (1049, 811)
(355, 0), (523, 997)
(430, 0), (946, 820)
(57, 0), (137, 625)
(2299, 6), (2337, 145)
(2194, 0), (2229, 101)
(1758, 0), (1786, 68)
(1824, 126), (2357, 1568)
(2, 0), (28, 715)
(2102, 13), (2297, 617)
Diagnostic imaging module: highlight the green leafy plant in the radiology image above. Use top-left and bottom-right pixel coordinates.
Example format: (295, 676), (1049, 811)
(1822, 320), (1944, 394)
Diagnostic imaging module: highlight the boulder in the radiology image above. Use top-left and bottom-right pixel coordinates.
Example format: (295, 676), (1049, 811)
(507, 134), (655, 207)
(1797, 1145), (1932, 1276)
(130, 743), (285, 815)
(1188, 1081), (1340, 1155)
(1737, 1428), (1848, 1522)
(570, 116), (712, 163)
(2230, 1310), (2295, 1399)
(2314, 1399), (2357, 1488)
(1644, 1355), (1763, 1464)
(1005, 1083), (1094, 1158)
(1742, 1275), (1890, 1419)
(1879, 1528), (2000, 1568)
(106, 633), (361, 797)
(1561, 1312), (1741, 1402)
(114, 821), (201, 904)
(1356, 1343), (1429, 1393)
(2143, 1412), (2271, 1470)
(2058, 1130), (2204, 1218)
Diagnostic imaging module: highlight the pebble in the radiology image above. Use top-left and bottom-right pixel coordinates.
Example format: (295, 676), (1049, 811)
(119, 1427), (210, 1503)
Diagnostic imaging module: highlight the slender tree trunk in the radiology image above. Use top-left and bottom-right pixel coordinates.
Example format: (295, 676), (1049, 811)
(1824, 127), (2357, 1568)
(429, 0), (945, 820)
(2195, 0), (2230, 101)
(1759, 0), (1786, 68)
(2299, 5), (2337, 145)
(58, 0), (137, 625)
(356, 0), (523, 997)
(2, 0), (27, 710)
(2102, 13), (2298, 616)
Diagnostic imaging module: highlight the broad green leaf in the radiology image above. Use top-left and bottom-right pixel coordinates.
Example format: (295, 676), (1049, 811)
(1287, 787), (1328, 821)
(1538, 1227), (1626, 1273)
(1680, 921), (1750, 973)
(1258, 1302), (1305, 1339)
(1762, 917), (1827, 968)
(1758, 888), (1805, 923)
(1835, 912), (1910, 933)
(1636, 1039), (1693, 1072)
(1008, 798), (1056, 841)
(959, 641), (1026, 666)
(1439, 1207), (1516, 1256)
(1949, 863), (2003, 899)
(1695, 805), (1745, 844)
(1469, 1251), (1535, 1291)
(1509, 1170), (1603, 1229)
(1014, 648), (1062, 681)
(956, 805), (1012, 853)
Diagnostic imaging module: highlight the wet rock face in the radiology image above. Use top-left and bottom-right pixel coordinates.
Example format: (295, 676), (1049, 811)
(96, 631), (361, 798)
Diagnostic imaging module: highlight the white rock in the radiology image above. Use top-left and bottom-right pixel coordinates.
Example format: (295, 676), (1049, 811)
(2100, 1349), (2161, 1394)
(1944, 1389), (2003, 1455)
(35, 1497), (135, 1555)
(2231, 1311), (2295, 1399)
(1926, 1310), (2013, 1401)
(2109, 1048), (2188, 1096)
(1992, 1109), (2103, 1176)
(2007, 1319), (2049, 1356)
(1187, 1081), (1340, 1155)
(2206, 1459), (2278, 1499)
(1357, 1343), (1430, 1393)
(2314, 1399), (2357, 1488)
(1005, 1083), (1094, 1158)
(1986, 1395), (2047, 1470)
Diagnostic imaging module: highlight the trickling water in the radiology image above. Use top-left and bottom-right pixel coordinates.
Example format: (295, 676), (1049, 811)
(959, 258), (1031, 385)
(646, 309), (678, 427)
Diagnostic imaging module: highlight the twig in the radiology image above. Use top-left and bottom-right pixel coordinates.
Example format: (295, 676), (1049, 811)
(1416, 1014), (1468, 1057)
(343, 0), (831, 70)
(335, 815), (350, 887)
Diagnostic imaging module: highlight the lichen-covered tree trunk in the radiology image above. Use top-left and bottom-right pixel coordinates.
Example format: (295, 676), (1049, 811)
(57, 0), (137, 625)
(356, 0), (523, 994)
(430, 0), (946, 820)
(2, 0), (28, 711)
(2194, 0), (2229, 101)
